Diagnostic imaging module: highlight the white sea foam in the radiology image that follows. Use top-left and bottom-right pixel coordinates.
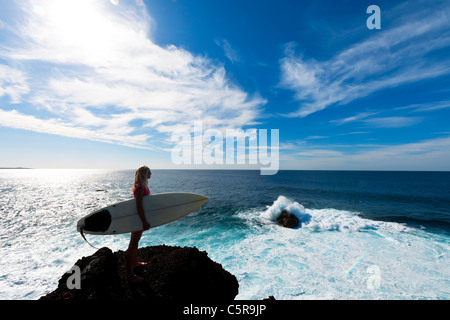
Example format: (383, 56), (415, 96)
(226, 195), (449, 299)
(260, 195), (411, 233)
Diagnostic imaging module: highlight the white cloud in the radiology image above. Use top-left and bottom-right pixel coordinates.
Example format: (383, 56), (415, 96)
(0, 109), (151, 149)
(331, 112), (422, 128)
(304, 135), (329, 140)
(0, 64), (29, 103)
(296, 149), (344, 157)
(215, 38), (241, 64)
(331, 111), (379, 125)
(279, 5), (450, 117)
(282, 136), (450, 170)
(0, 0), (265, 148)
(396, 100), (450, 113)
(355, 137), (450, 159)
(363, 116), (422, 128)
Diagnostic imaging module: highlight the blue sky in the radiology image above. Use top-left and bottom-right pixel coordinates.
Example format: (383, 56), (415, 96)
(0, 0), (449, 170)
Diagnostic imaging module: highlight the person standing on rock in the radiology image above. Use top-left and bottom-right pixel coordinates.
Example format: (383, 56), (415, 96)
(126, 165), (152, 283)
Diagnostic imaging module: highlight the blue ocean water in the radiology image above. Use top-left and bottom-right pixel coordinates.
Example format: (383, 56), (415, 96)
(0, 169), (449, 299)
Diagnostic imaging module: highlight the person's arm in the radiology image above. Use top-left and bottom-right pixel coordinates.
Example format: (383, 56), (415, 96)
(135, 188), (151, 230)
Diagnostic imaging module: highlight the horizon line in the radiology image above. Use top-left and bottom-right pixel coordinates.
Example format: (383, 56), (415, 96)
(1, 167), (449, 173)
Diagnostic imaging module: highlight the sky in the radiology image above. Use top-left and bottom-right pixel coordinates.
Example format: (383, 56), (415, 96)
(0, 0), (449, 171)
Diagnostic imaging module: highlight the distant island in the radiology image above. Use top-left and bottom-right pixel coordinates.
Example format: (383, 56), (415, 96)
(0, 167), (32, 169)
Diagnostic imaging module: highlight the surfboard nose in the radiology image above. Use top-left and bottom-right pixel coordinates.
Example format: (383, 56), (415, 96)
(192, 193), (209, 204)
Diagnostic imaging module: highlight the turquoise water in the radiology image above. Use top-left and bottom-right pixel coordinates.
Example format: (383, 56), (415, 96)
(0, 169), (449, 299)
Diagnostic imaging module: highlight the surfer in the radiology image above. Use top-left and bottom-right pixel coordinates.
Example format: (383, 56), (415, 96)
(126, 165), (152, 283)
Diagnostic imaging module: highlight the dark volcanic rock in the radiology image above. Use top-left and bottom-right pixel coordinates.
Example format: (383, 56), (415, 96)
(276, 209), (300, 228)
(40, 245), (239, 300)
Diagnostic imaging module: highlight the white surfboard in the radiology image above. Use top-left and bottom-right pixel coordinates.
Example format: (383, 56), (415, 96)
(77, 192), (209, 235)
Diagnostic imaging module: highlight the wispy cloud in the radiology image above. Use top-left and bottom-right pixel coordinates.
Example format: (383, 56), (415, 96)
(331, 112), (379, 125)
(304, 135), (329, 140)
(331, 111), (422, 128)
(0, 0), (265, 148)
(279, 3), (450, 117)
(0, 109), (151, 149)
(215, 38), (241, 64)
(296, 149), (344, 158)
(0, 64), (29, 103)
(282, 136), (450, 170)
(363, 116), (422, 128)
(395, 100), (450, 113)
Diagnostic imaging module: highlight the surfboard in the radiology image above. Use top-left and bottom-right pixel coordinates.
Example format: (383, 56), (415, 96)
(77, 192), (209, 235)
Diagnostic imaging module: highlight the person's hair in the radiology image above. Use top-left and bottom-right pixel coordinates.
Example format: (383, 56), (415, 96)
(131, 165), (150, 194)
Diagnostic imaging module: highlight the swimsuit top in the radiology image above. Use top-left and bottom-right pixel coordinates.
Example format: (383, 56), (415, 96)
(133, 184), (151, 198)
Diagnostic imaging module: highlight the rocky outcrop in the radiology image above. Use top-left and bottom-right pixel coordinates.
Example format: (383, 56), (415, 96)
(40, 245), (239, 300)
(276, 209), (300, 228)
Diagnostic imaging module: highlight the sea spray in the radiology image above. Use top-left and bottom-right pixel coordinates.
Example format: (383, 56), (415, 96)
(261, 195), (411, 233)
(261, 195), (311, 225)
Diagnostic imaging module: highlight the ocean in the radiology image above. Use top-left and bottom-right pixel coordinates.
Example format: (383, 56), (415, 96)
(0, 169), (449, 300)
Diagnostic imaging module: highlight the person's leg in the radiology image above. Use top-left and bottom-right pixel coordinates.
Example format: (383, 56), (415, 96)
(126, 231), (144, 282)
